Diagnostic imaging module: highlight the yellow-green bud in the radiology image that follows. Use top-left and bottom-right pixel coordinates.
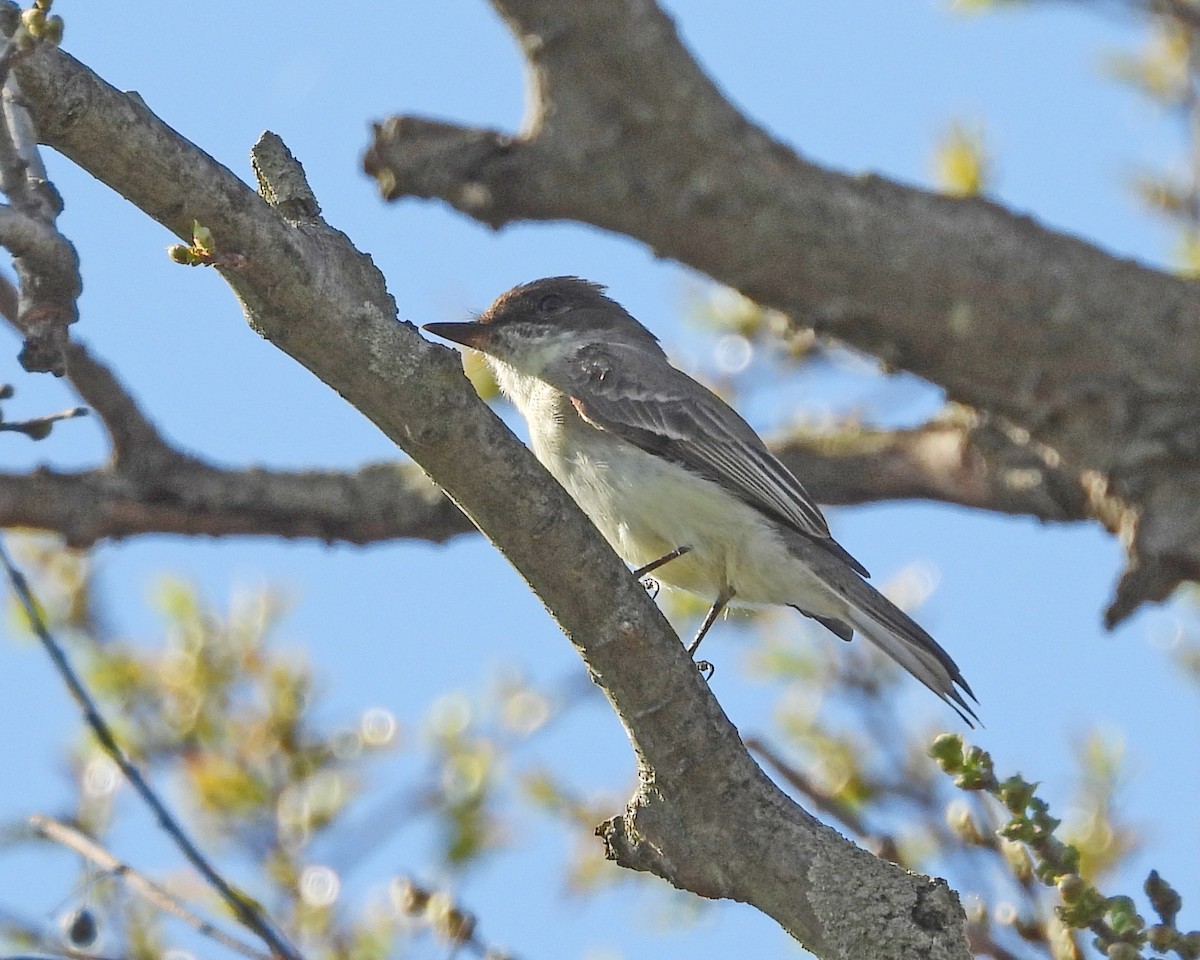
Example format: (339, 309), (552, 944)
(192, 221), (214, 253)
(440, 906), (476, 945)
(999, 838), (1033, 883)
(167, 244), (194, 264)
(389, 877), (428, 916)
(1057, 874), (1085, 902)
(21, 7), (45, 34)
(43, 14), (63, 43)
(928, 733), (964, 772)
(997, 775), (1036, 815)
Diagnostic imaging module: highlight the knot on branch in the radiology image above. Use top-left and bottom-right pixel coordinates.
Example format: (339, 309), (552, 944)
(596, 788), (734, 901)
(1104, 469), (1200, 626)
(252, 131), (320, 223)
(16, 311), (70, 373)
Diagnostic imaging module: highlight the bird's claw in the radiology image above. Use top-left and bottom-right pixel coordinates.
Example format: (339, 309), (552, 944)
(696, 660), (715, 681)
(641, 577), (660, 598)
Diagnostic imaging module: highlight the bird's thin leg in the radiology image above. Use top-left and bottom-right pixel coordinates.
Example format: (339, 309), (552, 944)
(688, 589), (734, 659)
(632, 545), (693, 579)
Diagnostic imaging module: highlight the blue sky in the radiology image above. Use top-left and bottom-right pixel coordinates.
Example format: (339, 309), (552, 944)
(2, 3), (1196, 958)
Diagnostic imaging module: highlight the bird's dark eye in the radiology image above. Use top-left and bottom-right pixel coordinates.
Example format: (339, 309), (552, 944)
(538, 293), (566, 313)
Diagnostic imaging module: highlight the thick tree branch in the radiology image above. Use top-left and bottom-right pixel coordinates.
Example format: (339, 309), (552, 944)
(4, 19), (972, 955)
(3, 291), (1089, 542)
(0, 461), (467, 547)
(364, 0), (1200, 625)
(775, 413), (1090, 523)
(10, 329), (1088, 543)
(0, 409), (1091, 546)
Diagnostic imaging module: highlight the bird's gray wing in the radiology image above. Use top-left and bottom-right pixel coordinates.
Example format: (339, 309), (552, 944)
(555, 343), (869, 577)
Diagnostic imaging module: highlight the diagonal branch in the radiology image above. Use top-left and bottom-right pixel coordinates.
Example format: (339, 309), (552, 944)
(63, 341), (174, 463)
(363, 0), (1200, 625)
(4, 18), (973, 954)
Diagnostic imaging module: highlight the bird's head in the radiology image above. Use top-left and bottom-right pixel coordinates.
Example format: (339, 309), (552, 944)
(423, 276), (661, 377)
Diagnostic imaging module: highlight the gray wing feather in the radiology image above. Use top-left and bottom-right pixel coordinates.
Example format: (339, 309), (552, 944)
(558, 344), (869, 576)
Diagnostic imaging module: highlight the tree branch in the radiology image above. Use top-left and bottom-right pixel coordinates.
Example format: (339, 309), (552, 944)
(3, 18), (974, 954)
(0, 275), (1089, 543)
(0, 408), (1093, 546)
(0, 460), (467, 547)
(62, 342), (174, 463)
(364, 0), (1200, 625)
(774, 412), (1091, 523)
(0, 30), (80, 375)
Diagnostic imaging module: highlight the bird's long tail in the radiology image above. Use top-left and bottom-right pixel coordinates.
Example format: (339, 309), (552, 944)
(791, 532), (979, 725)
(838, 574), (979, 725)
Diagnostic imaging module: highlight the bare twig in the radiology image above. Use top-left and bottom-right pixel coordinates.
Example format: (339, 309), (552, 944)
(0, 399), (85, 439)
(0, 537), (303, 960)
(744, 736), (873, 839)
(29, 815), (270, 960)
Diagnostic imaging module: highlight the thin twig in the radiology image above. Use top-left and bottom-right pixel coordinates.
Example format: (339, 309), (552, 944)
(0, 536), (303, 960)
(745, 735), (872, 837)
(29, 815), (271, 960)
(0, 402), (86, 439)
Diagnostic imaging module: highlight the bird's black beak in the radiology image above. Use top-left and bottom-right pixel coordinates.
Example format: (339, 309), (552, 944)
(422, 321), (491, 350)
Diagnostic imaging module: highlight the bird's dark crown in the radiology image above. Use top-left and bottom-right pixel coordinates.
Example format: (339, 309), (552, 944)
(478, 277), (658, 345)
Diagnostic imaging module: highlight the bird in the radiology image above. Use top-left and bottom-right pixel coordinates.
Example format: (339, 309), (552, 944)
(423, 277), (978, 724)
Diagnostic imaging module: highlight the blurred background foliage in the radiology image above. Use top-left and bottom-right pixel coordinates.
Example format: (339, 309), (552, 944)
(3, 525), (1197, 959)
(3, 436), (1199, 955)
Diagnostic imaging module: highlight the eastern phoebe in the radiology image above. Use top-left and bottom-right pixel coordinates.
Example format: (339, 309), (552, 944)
(424, 277), (977, 724)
